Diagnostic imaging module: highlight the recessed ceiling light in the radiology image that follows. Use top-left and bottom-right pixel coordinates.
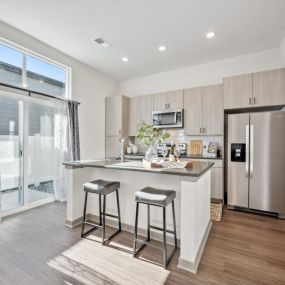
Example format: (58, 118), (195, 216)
(206, 31), (216, 39)
(158, 45), (166, 52)
(122, 57), (129, 62)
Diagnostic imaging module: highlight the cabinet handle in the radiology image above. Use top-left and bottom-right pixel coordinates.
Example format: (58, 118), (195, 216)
(253, 97), (256, 105)
(249, 98), (252, 105)
(203, 127), (206, 133)
(200, 128), (202, 134)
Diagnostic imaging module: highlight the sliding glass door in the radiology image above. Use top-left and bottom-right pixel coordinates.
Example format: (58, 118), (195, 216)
(27, 102), (54, 203)
(0, 91), (55, 215)
(0, 94), (24, 212)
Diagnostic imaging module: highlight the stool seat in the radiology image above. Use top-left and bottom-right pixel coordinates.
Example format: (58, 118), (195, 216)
(84, 179), (120, 195)
(135, 187), (176, 207)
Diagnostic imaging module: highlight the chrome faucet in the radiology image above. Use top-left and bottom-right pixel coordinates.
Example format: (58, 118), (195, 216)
(120, 136), (129, 162)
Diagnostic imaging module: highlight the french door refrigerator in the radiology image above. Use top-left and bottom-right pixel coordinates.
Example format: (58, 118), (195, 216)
(227, 111), (285, 216)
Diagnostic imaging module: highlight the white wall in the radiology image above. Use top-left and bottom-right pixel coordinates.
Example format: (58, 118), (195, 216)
(119, 48), (285, 97)
(0, 21), (118, 159)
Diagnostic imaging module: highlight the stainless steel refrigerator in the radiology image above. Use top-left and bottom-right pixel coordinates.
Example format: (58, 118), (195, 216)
(227, 111), (285, 216)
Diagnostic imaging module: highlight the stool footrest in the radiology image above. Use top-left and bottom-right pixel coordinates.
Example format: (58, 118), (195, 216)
(100, 212), (120, 219)
(149, 225), (175, 234)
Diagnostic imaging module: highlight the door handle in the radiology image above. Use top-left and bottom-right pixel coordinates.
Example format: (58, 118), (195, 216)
(250, 125), (254, 178)
(245, 125), (249, 178)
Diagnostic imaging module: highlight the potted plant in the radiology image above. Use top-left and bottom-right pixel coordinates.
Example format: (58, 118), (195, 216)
(137, 122), (170, 161)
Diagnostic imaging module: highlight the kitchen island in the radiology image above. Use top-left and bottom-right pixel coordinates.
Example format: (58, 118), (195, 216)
(64, 159), (214, 273)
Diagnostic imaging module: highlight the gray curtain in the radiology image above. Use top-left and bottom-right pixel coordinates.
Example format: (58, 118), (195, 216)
(67, 101), (80, 161)
(54, 99), (80, 202)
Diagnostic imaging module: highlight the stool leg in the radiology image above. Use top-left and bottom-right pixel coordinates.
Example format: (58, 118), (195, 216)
(172, 201), (178, 249)
(102, 195), (106, 244)
(147, 204), (150, 241)
(81, 191), (88, 237)
(99, 194), (102, 226)
(163, 207), (167, 269)
(133, 202), (139, 257)
(116, 189), (122, 231)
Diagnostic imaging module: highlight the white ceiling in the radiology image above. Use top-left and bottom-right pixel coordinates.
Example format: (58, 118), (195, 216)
(1, 0), (285, 80)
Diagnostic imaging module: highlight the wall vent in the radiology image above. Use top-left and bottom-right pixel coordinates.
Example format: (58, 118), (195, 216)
(94, 37), (112, 48)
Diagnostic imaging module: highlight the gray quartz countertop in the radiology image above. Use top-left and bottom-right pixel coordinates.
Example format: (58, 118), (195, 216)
(63, 159), (214, 177)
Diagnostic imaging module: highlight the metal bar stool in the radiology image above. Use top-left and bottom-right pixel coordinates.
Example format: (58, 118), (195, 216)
(133, 187), (177, 269)
(81, 179), (121, 245)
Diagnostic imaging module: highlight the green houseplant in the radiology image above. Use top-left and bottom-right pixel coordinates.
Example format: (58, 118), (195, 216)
(137, 122), (170, 161)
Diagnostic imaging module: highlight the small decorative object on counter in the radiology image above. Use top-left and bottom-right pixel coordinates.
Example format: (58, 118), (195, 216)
(169, 141), (175, 162)
(132, 144), (138, 154)
(127, 146), (132, 154)
(137, 122), (170, 162)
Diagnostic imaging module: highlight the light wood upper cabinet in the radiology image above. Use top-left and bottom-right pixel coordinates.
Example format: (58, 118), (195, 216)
(253, 69), (285, 106)
(105, 136), (121, 158)
(140, 94), (153, 125)
(153, 90), (183, 111)
(153, 92), (168, 111)
(167, 90), (184, 109)
(105, 95), (129, 137)
(223, 73), (253, 109)
(183, 87), (203, 135)
(128, 96), (141, 136)
(203, 84), (224, 135)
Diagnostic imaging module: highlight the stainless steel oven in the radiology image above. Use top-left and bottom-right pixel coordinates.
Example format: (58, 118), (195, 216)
(152, 109), (183, 129)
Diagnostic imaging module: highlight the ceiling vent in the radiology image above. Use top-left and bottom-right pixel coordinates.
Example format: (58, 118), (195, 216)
(94, 37), (112, 48)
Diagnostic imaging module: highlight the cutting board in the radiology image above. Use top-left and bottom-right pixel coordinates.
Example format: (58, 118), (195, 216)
(190, 140), (203, 155)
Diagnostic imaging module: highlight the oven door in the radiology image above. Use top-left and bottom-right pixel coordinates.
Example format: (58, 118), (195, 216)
(152, 110), (183, 128)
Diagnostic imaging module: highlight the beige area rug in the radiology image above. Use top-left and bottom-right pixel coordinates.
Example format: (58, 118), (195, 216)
(48, 237), (169, 285)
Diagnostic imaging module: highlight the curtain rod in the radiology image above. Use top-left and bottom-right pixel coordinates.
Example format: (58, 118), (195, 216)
(0, 82), (81, 105)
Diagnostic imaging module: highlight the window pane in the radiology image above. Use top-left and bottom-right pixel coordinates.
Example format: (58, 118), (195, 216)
(0, 44), (23, 87)
(26, 55), (66, 97)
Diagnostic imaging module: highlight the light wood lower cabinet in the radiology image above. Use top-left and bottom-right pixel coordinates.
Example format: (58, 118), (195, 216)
(190, 159), (224, 200)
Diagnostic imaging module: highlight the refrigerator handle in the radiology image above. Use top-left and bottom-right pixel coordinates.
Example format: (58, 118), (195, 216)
(250, 125), (254, 178)
(245, 125), (250, 178)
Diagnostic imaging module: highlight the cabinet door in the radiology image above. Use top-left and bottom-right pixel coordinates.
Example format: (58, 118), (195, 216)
(105, 96), (122, 136)
(211, 167), (224, 200)
(167, 90), (184, 109)
(105, 136), (121, 158)
(153, 92), (168, 111)
(223, 74), (252, 109)
(253, 69), (285, 106)
(183, 87), (203, 135)
(140, 94), (153, 125)
(203, 84), (224, 135)
(128, 96), (141, 136)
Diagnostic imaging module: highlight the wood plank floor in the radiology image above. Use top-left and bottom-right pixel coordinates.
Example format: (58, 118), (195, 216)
(0, 202), (285, 285)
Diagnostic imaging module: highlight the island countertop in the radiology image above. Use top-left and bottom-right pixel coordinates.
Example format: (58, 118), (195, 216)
(63, 159), (214, 177)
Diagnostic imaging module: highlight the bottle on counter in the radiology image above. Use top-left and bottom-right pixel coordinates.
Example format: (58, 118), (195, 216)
(169, 141), (175, 162)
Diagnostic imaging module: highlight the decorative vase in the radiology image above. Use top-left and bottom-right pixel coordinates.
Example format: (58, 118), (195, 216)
(145, 143), (158, 162)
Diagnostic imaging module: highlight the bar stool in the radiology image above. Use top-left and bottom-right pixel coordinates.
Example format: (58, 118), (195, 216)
(81, 179), (121, 245)
(133, 187), (177, 269)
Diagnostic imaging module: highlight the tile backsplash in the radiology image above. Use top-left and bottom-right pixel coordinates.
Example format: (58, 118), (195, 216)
(132, 129), (223, 156)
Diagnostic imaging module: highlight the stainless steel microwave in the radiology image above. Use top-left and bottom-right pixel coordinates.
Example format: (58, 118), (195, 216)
(152, 109), (184, 129)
